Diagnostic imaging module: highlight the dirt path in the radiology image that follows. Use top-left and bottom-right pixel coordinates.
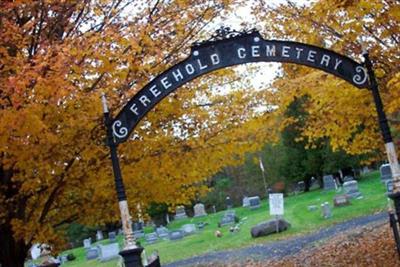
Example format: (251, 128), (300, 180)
(164, 212), (388, 267)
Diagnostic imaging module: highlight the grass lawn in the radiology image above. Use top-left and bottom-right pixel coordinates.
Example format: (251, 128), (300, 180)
(57, 171), (388, 266)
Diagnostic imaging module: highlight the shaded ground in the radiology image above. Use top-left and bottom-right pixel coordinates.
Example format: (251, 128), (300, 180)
(165, 212), (395, 267)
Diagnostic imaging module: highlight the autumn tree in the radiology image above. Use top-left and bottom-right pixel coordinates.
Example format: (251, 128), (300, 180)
(255, 0), (400, 156)
(0, 1), (279, 266)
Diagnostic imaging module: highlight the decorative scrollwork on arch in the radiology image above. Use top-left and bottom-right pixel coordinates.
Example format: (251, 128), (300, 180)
(192, 26), (258, 47)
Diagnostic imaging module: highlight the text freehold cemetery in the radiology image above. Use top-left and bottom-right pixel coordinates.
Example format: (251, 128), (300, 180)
(111, 31), (369, 143)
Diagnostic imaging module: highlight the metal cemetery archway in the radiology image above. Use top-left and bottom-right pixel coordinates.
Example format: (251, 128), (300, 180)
(101, 28), (400, 266)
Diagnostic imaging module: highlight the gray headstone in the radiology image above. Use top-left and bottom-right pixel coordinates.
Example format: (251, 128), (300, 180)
(145, 232), (158, 244)
(83, 238), (91, 249)
(248, 196), (261, 210)
(98, 243), (120, 262)
(219, 210), (236, 226)
(133, 230), (145, 239)
(169, 230), (184, 241)
(242, 197), (250, 207)
(310, 177), (320, 190)
(181, 224), (196, 236)
(321, 202), (332, 219)
(96, 230), (104, 241)
(386, 180), (394, 195)
(343, 180), (362, 198)
(156, 226), (169, 239)
(193, 203), (207, 217)
(323, 175), (337, 191)
(86, 247), (99, 260)
(108, 231), (116, 242)
(333, 194), (350, 207)
(174, 206), (188, 220)
(380, 164), (392, 183)
(132, 222), (144, 231)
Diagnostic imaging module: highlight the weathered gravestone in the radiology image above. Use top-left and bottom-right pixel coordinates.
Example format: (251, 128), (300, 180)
(242, 196), (250, 207)
(333, 194), (350, 207)
(380, 164), (392, 183)
(96, 230), (104, 241)
(83, 238), (91, 249)
(174, 206), (188, 220)
(386, 180), (394, 196)
(321, 202), (332, 219)
(248, 196), (261, 210)
(181, 224), (197, 236)
(250, 219), (291, 238)
(86, 247), (99, 260)
(193, 203), (207, 217)
(297, 181), (305, 192)
(310, 177), (320, 190)
(156, 226), (169, 239)
(169, 230), (184, 241)
(323, 175), (337, 191)
(108, 231), (116, 243)
(219, 210), (236, 226)
(145, 232), (159, 244)
(343, 180), (362, 198)
(98, 243), (120, 262)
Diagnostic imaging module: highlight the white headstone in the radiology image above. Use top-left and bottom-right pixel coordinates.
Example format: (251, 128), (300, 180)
(96, 230), (104, 241)
(83, 238), (91, 249)
(343, 180), (362, 198)
(242, 197), (250, 207)
(193, 203), (207, 217)
(269, 193), (284, 215)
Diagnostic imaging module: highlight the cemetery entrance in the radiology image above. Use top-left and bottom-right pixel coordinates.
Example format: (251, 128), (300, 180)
(102, 27), (400, 266)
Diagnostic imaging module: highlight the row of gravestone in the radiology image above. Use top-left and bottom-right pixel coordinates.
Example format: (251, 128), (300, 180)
(175, 196), (261, 220)
(85, 243), (120, 262)
(144, 223), (201, 244)
(83, 230), (118, 248)
(306, 180), (364, 220)
(294, 175), (356, 194)
(174, 203), (208, 220)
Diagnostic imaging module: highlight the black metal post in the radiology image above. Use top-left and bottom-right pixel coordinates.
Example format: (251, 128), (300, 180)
(363, 52), (400, 255)
(102, 94), (144, 267)
(389, 211), (400, 255)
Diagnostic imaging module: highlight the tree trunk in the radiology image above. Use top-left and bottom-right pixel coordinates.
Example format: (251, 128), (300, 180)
(304, 177), (311, 192)
(0, 222), (29, 267)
